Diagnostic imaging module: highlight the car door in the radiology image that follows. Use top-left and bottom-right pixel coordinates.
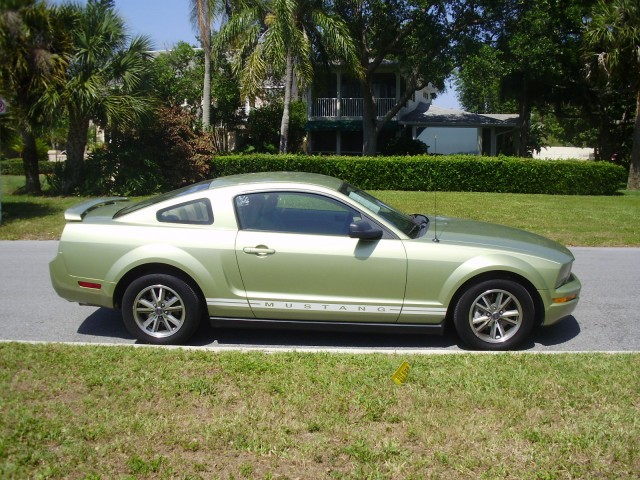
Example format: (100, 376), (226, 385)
(234, 191), (407, 323)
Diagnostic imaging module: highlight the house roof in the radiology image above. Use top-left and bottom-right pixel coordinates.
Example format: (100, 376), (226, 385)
(400, 103), (520, 127)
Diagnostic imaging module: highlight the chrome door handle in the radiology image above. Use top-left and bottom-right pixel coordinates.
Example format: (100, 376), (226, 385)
(243, 246), (276, 256)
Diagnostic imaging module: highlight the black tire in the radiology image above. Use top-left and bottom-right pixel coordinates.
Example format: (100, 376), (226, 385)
(453, 279), (535, 351)
(122, 274), (202, 345)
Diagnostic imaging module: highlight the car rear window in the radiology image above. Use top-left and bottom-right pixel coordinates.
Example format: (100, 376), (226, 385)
(114, 180), (213, 218)
(157, 199), (213, 225)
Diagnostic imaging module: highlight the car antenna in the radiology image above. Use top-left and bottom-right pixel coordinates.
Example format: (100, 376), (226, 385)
(432, 171), (440, 243)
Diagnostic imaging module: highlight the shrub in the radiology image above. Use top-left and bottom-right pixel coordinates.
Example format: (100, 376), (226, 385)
(239, 100), (307, 153)
(210, 154), (627, 195)
(380, 136), (428, 156)
(45, 106), (213, 196)
(77, 148), (165, 197)
(0, 159), (56, 175)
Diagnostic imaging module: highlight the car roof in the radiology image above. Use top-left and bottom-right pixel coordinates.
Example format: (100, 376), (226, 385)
(210, 172), (345, 191)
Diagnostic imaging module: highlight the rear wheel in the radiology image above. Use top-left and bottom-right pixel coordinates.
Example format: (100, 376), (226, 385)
(122, 274), (202, 345)
(453, 279), (535, 350)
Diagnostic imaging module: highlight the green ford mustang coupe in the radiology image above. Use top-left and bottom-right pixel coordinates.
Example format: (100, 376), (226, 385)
(50, 172), (581, 350)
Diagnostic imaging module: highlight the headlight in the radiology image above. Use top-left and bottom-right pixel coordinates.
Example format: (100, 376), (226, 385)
(555, 262), (573, 288)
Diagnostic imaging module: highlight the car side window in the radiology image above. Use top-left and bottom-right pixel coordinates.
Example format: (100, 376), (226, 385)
(235, 192), (361, 236)
(157, 199), (213, 225)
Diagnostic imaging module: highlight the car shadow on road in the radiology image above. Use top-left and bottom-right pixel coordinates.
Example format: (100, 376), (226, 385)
(190, 322), (463, 350)
(77, 308), (134, 341)
(77, 308), (462, 348)
(77, 308), (582, 351)
(530, 315), (581, 347)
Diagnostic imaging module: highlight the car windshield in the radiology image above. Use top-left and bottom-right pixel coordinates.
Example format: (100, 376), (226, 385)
(113, 180), (213, 218)
(339, 183), (426, 238)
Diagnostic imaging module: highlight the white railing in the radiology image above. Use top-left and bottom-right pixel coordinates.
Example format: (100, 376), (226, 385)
(375, 98), (396, 117)
(313, 98), (338, 117)
(341, 98), (363, 117)
(312, 97), (396, 118)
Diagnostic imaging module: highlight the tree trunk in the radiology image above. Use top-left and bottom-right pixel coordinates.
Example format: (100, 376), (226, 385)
(279, 51), (293, 154)
(203, 47), (211, 130)
(627, 88), (640, 190)
(361, 76), (378, 156)
(21, 128), (41, 195)
(518, 78), (530, 157)
(200, 0), (211, 130)
(63, 112), (90, 195)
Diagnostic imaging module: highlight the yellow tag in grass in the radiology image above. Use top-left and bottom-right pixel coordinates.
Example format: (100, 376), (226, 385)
(391, 361), (411, 385)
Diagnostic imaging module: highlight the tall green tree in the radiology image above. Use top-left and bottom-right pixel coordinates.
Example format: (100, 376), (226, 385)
(151, 41), (206, 116)
(215, 0), (359, 153)
(469, 0), (595, 156)
(334, 0), (470, 155)
(585, 0), (640, 190)
(0, 0), (70, 194)
(150, 41), (242, 151)
(454, 45), (515, 114)
(47, 0), (154, 194)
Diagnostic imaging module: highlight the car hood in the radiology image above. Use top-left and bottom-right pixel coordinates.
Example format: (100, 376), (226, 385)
(424, 216), (573, 262)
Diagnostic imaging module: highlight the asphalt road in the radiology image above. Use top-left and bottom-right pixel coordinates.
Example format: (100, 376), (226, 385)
(1, 241), (638, 352)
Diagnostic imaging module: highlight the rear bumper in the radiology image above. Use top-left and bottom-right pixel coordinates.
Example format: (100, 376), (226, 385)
(49, 253), (115, 309)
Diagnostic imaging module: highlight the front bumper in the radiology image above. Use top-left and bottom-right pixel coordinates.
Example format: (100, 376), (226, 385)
(541, 273), (582, 326)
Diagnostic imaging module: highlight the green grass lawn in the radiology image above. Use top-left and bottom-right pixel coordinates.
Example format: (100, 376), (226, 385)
(2, 176), (639, 478)
(1, 343), (638, 479)
(0, 176), (81, 240)
(2, 175), (639, 245)
(374, 190), (640, 247)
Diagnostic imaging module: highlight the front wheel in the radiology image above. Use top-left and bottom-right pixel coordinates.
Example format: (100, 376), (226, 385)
(122, 274), (202, 345)
(453, 279), (535, 351)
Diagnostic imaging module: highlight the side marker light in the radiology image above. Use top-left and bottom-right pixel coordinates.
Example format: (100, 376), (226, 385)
(78, 281), (101, 289)
(553, 294), (577, 304)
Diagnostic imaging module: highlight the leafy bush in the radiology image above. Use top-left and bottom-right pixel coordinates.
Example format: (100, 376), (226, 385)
(46, 106), (213, 196)
(380, 136), (428, 156)
(0, 159), (56, 175)
(239, 100), (307, 153)
(210, 154), (627, 195)
(78, 149), (165, 196)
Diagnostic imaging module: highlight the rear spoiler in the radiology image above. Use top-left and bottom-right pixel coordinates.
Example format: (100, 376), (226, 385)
(64, 197), (129, 222)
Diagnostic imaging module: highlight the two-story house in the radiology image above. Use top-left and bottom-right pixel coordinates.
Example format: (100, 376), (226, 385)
(305, 65), (520, 156)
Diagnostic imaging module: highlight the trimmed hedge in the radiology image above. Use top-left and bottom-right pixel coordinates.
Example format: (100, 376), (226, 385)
(0, 159), (56, 175)
(210, 154), (627, 195)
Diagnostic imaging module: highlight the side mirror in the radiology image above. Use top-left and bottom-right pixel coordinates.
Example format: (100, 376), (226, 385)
(349, 220), (383, 240)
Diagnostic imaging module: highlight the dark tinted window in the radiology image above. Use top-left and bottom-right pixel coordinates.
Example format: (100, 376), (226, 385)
(114, 180), (212, 218)
(235, 192), (360, 236)
(157, 199), (213, 225)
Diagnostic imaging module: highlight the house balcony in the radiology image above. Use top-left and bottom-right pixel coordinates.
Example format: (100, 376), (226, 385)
(311, 97), (397, 119)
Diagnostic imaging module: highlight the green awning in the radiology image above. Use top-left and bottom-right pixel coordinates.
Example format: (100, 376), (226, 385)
(306, 119), (399, 132)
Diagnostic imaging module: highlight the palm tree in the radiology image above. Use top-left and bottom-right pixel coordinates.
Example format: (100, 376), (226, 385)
(215, 0), (359, 153)
(191, 0), (240, 130)
(585, 0), (640, 190)
(191, 0), (213, 129)
(0, 0), (71, 194)
(47, 0), (154, 194)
